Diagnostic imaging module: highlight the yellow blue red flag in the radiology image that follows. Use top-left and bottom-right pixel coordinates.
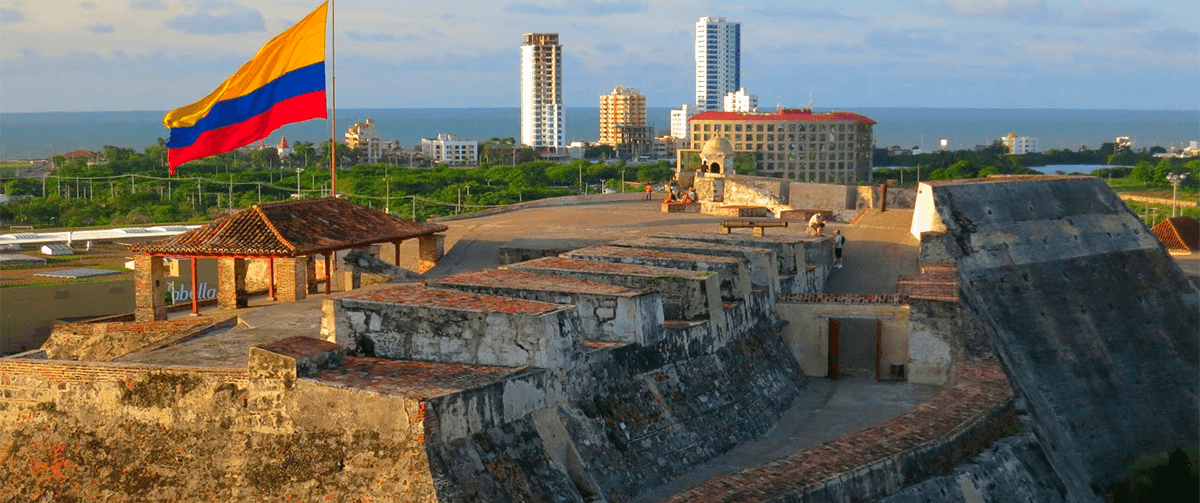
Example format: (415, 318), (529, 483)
(165, 2), (328, 172)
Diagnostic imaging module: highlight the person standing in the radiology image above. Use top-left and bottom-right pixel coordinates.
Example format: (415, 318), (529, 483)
(833, 229), (845, 268)
(644, 183), (653, 200)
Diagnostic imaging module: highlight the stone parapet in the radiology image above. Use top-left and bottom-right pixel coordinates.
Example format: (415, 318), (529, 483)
(322, 284), (585, 369)
(564, 245), (752, 302)
(430, 269), (665, 346)
(610, 237), (779, 295)
(503, 256), (721, 324)
(652, 232), (836, 294)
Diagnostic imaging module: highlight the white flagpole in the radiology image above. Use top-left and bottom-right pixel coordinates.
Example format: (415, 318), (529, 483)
(329, 0), (337, 197)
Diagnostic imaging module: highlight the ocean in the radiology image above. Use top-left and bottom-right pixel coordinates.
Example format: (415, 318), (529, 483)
(1, 107), (1196, 160)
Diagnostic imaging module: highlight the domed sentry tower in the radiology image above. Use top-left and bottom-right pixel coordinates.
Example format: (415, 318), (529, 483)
(699, 136), (735, 175)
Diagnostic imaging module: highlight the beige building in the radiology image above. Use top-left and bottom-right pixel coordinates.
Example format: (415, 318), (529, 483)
(345, 119), (382, 164)
(684, 108), (876, 183)
(599, 85), (653, 159)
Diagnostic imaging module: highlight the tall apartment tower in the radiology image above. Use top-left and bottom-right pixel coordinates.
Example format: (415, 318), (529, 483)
(520, 33), (564, 150)
(599, 85), (652, 158)
(695, 17), (741, 112)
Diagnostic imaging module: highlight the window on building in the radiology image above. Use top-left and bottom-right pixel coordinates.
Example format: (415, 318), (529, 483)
(767, 124), (775, 132)
(735, 124), (743, 132)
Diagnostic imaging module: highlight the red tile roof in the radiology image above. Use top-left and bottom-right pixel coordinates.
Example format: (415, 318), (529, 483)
(128, 197), (447, 257)
(1152, 216), (1199, 253)
(690, 109), (876, 125)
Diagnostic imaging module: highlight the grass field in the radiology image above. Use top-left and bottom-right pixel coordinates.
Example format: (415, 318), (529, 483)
(0, 162), (33, 178)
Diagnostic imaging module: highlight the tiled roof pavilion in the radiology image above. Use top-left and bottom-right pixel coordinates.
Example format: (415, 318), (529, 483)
(1151, 216), (1199, 254)
(129, 197), (447, 257)
(128, 197), (448, 321)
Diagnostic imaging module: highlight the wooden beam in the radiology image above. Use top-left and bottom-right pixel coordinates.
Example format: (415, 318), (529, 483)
(190, 257), (199, 316)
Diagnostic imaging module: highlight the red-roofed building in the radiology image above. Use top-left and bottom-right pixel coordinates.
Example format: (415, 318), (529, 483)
(682, 108), (876, 183)
(1151, 216), (1199, 255)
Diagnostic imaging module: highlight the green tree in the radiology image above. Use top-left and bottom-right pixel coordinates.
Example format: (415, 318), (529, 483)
(1128, 161), (1155, 184)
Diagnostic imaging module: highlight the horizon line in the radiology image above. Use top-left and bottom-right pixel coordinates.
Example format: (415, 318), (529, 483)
(3, 105), (1199, 115)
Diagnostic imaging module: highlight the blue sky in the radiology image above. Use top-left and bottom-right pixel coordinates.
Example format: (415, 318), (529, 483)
(1, 0), (1197, 113)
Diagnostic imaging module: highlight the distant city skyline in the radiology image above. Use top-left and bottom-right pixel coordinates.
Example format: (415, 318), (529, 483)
(1, 0), (1197, 114)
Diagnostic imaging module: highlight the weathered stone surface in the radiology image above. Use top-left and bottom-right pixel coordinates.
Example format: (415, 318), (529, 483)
(324, 284), (586, 369)
(921, 176), (1200, 500)
(609, 237), (780, 294)
(41, 318), (226, 362)
(883, 433), (1068, 503)
(431, 269), (665, 345)
(0, 357), (435, 502)
(564, 245), (752, 301)
(504, 256), (722, 324)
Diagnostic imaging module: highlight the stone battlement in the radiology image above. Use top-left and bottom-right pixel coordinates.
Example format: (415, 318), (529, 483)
(504, 255), (722, 323)
(564, 245), (753, 301)
(430, 268), (665, 345)
(322, 284), (585, 369)
(611, 236), (780, 293)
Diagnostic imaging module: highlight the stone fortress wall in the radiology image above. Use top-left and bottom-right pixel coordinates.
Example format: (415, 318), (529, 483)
(4, 175), (1189, 502)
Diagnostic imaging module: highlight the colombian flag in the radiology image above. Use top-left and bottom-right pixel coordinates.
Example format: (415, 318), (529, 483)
(164, 2), (328, 172)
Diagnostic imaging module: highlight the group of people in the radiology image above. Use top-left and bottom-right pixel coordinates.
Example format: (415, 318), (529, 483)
(644, 177), (846, 268)
(646, 177), (697, 204)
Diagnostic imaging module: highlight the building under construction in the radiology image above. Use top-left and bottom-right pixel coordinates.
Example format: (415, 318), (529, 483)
(599, 85), (653, 159)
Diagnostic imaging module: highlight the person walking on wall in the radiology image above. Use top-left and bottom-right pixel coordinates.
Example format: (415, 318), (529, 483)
(833, 229), (845, 268)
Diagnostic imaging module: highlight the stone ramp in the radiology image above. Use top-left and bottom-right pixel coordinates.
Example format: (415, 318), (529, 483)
(919, 176), (1200, 501)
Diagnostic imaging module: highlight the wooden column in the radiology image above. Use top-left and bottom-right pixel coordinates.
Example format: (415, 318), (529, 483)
(190, 257), (199, 316)
(268, 256), (276, 300)
(324, 253), (332, 294)
(394, 241), (402, 266)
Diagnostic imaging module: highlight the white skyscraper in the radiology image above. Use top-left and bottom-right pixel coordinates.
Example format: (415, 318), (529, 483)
(520, 33), (564, 150)
(695, 17), (741, 112)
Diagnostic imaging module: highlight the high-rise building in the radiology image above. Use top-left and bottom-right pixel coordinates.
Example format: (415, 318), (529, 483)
(723, 88), (758, 113)
(345, 119), (381, 164)
(670, 104), (694, 139)
(599, 86), (653, 158)
(685, 108), (876, 183)
(520, 33), (564, 150)
(695, 17), (740, 112)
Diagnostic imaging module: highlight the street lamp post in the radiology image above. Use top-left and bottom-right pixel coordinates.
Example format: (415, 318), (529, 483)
(1166, 172), (1189, 218)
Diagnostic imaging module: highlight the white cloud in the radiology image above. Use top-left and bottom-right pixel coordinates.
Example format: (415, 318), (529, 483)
(166, 2), (265, 35)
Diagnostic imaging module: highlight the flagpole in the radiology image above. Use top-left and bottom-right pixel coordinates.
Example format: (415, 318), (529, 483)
(329, 0), (337, 197)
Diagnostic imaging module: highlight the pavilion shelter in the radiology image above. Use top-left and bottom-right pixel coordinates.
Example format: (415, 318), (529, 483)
(127, 197), (448, 321)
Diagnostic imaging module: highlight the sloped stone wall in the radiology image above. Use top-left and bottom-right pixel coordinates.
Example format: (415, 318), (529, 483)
(925, 176), (1200, 500)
